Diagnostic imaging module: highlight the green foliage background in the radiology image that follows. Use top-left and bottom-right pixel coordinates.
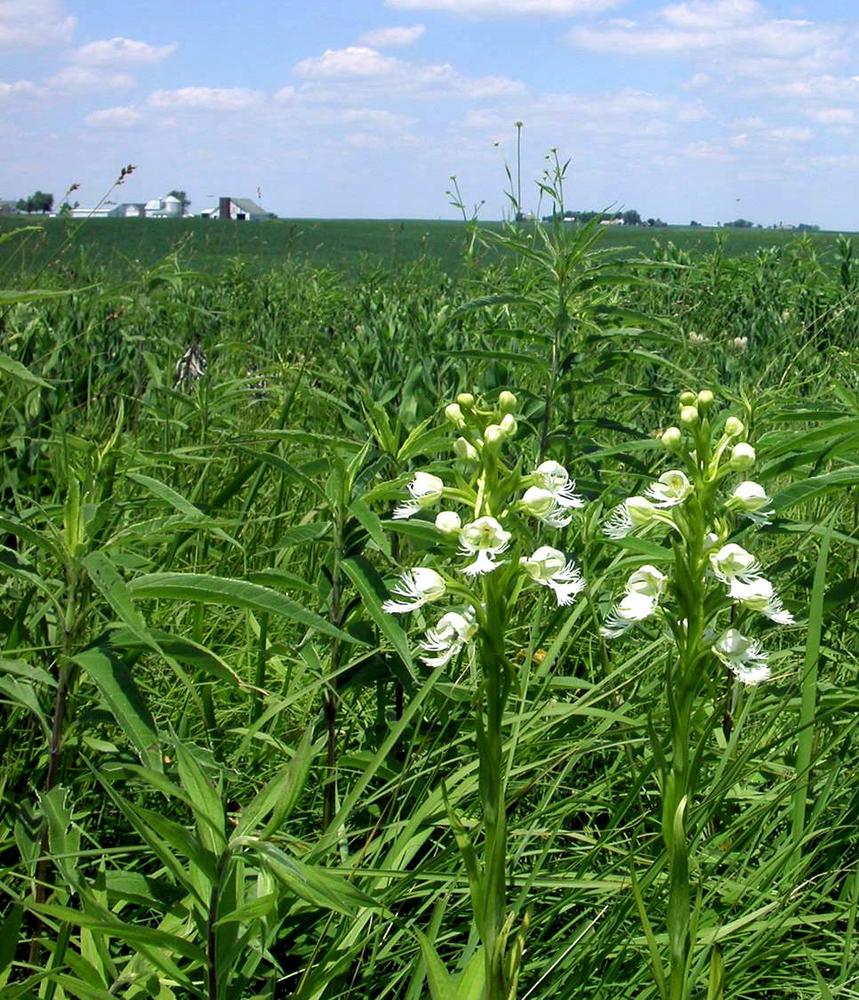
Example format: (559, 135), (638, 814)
(0, 217), (857, 998)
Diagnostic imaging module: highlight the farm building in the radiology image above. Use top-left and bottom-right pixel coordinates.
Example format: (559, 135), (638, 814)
(68, 195), (186, 220)
(207, 197), (270, 221)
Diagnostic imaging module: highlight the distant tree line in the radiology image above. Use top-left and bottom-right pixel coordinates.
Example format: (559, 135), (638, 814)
(540, 208), (668, 226)
(15, 190), (54, 214)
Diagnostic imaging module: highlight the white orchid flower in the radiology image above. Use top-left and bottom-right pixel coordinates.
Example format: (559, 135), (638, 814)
(725, 481), (773, 525)
(601, 564), (667, 637)
(645, 470), (692, 508)
(730, 578), (794, 624)
(459, 516), (512, 576)
(420, 608), (478, 667)
(393, 471), (444, 520)
(709, 543), (762, 586)
(603, 495), (661, 539)
(533, 460), (585, 509)
(435, 510), (462, 535)
(520, 486), (572, 528)
(712, 628), (770, 685)
(520, 546), (585, 606)
(382, 567), (446, 614)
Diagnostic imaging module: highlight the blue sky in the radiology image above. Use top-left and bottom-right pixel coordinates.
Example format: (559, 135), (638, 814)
(2, 0), (858, 227)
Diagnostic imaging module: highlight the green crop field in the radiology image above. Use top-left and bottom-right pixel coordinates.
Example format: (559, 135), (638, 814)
(0, 214), (853, 280)
(0, 212), (857, 999)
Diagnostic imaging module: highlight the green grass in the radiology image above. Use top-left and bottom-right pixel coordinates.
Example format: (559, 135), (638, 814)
(0, 215), (854, 280)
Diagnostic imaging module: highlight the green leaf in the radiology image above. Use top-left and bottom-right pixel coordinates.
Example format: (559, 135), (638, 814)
(349, 498), (391, 557)
(82, 551), (154, 651)
(172, 736), (226, 856)
(770, 467), (859, 512)
(251, 841), (381, 916)
(128, 573), (363, 645)
(0, 904), (23, 984)
(72, 647), (162, 772)
(0, 352), (50, 387)
(233, 727), (317, 839)
(414, 930), (455, 1000)
(342, 556), (416, 680)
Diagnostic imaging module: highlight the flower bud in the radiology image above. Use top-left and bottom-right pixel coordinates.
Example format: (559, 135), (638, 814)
(679, 391), (697, 406)
(454, 436), (478, 461)
(498, 390), (518, 413)
(435, 510), (462, 535)
(661, 426), (682, 450)
(724, 416), (745, 438)
(730, 442), (756, 469)
(445, 402), (465, 428)
(680, 405), (699, 426)
(520, 486), (555, 518)
(499, 412), (517, 436)
(484, 423), (504, 446)
(456, 392), (475, 409)
(626, 495), (658, 527)
(696, 389), (714, 409)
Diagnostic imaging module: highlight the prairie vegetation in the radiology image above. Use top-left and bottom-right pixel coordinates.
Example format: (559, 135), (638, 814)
(0, 211), (857, 999)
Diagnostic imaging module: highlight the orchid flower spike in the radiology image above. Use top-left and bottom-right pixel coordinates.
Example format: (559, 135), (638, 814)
(520, 546), (585, 606)
(420, 608), (478, 667)
(712, 628), (771, 684)
(393, 471), (444, 520)
(382, 567), (446, 614)
(729, 578), (795, 625)
(601, 564), (667, 637)
(645, 470), (693, 509)
(459, 516), (512, 576)
(533, 460), (585, 509)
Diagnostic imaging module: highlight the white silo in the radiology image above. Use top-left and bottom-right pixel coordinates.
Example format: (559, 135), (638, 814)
(163, 194), (183, 218)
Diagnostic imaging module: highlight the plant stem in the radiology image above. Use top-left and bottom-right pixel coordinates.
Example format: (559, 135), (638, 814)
(479, 575), (512, 999)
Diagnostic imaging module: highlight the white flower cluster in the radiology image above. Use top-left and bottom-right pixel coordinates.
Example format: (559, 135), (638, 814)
(381, 393), (587, 668)
(600, 394), (791, 686)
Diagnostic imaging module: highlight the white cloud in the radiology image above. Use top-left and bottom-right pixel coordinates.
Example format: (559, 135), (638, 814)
(294, 46), (399, 78)
(768, 125), (812, 143)
(569, 0), (849, 71)
(84, 105), (142, 127)
(806, 107), (855, 126)
(357, 24), (426, 47)
(0, 79), (43, 99)
(72, 36), (177, 66)
(0, 0), (75, 50)
(148, 87), (264, 111)
(47, 66), (134, 93)
(293, 46), (526, 99)
(386, 0), (620, 14)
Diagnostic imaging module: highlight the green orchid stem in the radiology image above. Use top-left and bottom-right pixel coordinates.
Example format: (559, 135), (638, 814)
(476, 571), (514, 1000)
(663, 471), (709, 1000)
